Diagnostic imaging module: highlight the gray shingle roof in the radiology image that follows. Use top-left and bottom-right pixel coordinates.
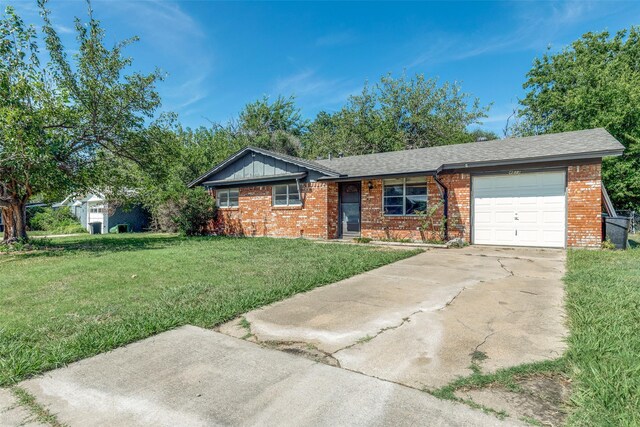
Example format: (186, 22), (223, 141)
(314, 128), (624, 178)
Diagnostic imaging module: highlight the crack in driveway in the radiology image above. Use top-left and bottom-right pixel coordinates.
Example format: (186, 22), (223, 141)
(332, 309), (424, 355)
(497, 258), (515, 276)
(218, 246), (567, 399)
(472, 331), (497, 355)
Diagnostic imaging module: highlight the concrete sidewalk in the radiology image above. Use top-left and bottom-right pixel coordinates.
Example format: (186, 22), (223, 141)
(19, 326), (519, 427)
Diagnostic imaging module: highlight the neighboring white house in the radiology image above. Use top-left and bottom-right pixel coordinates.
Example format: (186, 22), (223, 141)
(54, 192), (150, 234)
(54, 193), (110, 234)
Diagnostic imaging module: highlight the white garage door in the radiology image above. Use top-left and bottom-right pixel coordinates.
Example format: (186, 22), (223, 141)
(472, 171), (566, 248)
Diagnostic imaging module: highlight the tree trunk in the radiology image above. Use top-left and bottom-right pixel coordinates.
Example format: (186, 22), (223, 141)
(1, 208), (10, 242)
(2, 200), (28, 243)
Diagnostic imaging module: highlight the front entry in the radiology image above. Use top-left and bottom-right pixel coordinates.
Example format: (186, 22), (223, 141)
(339, 182), (361, 237)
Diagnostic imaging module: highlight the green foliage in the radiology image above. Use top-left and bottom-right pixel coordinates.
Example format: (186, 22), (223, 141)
(601, 238), (616, 250)
(10, 387), (62, 427)
(0, 2), (164, 242)
(303, 73), (492, 158)
(237, 95), (307, 156)
(468, 128), (499, 142)
(128, 98), (307, 226)
(564, 247), (640, 425)
(431, 358), (567, 404)
(416, 200), (446, 242)
(171, 187), (217, 236)
(0, 233), (419, 385)
(514, 27), (640, 211)
(28, 207), (85, 234)
(0, 240), (33, 253)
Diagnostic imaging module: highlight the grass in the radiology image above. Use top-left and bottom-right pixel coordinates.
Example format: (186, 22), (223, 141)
(28, 228), (86, 237)
(432, 234), (640, 425)
(0, 233), (419, 386)
(11, 386), (65, 427)
(562, 234), (640, 426)
(431, 358), (568, 400)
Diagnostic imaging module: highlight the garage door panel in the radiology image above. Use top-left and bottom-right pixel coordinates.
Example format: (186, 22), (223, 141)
(474, 212), (493, 224)
(495, 229), (517, 243)
(495, 211), (515, 223)
(473, 171), (566, 248)
(516, 229), (540, 244)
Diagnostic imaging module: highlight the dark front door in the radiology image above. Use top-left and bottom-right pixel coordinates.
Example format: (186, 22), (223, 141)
(339, 182), (361, 237)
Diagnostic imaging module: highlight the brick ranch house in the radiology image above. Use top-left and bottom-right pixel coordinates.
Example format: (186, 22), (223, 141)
(189, 128), (624, 248)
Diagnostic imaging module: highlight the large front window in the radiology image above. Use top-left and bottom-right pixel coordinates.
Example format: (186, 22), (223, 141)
(383, 178), (427, 216)
(217, 188), (239, 208)
(273, 183), (301, 206)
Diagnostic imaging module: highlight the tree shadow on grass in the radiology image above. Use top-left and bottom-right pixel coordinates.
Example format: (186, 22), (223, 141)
(6, 234), (235, 259)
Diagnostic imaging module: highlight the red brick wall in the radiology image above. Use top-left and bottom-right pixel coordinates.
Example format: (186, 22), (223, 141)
(326, 182), (339, 239)
(439, 173), (471, 240)
(567, 162), (602, 247)
(212, 182), (336, 239)
(209, 164), (602, 247)
(359, 175), (470, 242)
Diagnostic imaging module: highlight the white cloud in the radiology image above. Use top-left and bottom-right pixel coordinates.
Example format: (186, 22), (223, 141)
(273, 69), (360, 111)
(91, 0), (213, 117)
(275, 69), (337, 96)
(408, 0), (613, 69)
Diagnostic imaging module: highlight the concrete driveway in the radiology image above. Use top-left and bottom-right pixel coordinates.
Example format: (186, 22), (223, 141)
(16, 326), (515, 427)
(221, 245), (567, 389)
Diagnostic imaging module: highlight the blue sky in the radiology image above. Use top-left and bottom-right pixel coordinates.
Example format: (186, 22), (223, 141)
(10, 0), (640, 135)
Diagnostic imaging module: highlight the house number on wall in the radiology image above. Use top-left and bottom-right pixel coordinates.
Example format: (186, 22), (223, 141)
(508, 170), (521, 175)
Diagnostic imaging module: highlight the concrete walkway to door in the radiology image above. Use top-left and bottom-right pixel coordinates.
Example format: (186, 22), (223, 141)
(221, 245), (567, 390)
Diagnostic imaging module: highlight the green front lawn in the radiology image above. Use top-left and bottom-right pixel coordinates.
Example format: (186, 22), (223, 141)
(0, 234), (419, 386)
(564, 235), (640, 425)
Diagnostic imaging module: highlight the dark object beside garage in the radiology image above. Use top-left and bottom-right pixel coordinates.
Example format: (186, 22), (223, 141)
(90, 222), (102, 235)
(109, 224), (131, 233)
(603, 216), (630, 249)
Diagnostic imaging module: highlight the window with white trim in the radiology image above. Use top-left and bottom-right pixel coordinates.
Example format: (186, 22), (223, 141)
(216, 188), (239, 208)
(90, 205), (105, 214)
(383, 178), (427, 216)
(273, 183), (301, 206)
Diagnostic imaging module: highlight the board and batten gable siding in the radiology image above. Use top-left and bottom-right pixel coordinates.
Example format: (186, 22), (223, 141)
(208, 151), (324, 183)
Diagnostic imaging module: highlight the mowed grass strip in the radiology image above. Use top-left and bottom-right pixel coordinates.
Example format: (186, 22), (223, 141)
(0, 233), (419, 386)
(564, 236), (640, 426)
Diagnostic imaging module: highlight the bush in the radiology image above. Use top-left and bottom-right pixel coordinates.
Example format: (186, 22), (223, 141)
(171, 188), (217, 236)
(153, 200), (181, 233)
(28, 207), (86, 234)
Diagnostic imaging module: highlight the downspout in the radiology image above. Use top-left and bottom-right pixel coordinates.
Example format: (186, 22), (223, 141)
(433, 167), (449, 241)
(295, 177), (303, 207)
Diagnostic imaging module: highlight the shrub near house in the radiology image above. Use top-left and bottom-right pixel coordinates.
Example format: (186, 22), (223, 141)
(28, 207), (86, 235)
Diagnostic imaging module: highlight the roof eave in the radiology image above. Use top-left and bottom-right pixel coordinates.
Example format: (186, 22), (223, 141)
(202, 172), (308, 187)
(188, 146), (341, 188)
(440, 149), (624, 171)
(316, 149), (624, 181)
(317, 170), (438, 182)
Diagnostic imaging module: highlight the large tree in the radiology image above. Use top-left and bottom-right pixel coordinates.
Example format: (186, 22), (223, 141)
(303, 73), (491, 158)
(514, 27), (640, 211)
(0, 2), (162, 242)
(236, 95), (307, 156)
